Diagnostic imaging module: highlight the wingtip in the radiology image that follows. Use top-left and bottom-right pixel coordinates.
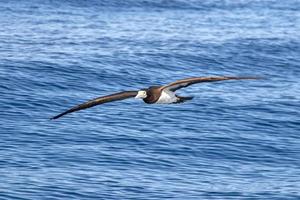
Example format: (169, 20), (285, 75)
(49, 116), (58, 120)
(231, 76), (265, 80)
(50, 113), (64, 120)
(246, 76), (265, 80)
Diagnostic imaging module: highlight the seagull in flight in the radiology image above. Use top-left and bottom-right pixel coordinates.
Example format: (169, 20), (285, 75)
(51, 76), (259, 120)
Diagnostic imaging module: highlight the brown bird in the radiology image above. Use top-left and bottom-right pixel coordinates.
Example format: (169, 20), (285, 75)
(51, 76), (259, 120)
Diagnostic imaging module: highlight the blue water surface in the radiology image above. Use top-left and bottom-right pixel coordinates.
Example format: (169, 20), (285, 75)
(1, 0), (300, 199)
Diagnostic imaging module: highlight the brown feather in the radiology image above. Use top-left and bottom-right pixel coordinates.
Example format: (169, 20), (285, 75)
(51, 91), (138, 120)
(161, 76), (261, 92)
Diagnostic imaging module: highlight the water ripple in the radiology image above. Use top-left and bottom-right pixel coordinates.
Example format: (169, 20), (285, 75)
(1, 0), (300, 199)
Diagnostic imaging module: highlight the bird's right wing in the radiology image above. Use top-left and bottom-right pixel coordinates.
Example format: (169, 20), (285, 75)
(161, 76), (260, 92)
(51, 91), (138, 120)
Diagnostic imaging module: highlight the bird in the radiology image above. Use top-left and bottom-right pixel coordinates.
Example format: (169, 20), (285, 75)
(50, 76), (260, 120)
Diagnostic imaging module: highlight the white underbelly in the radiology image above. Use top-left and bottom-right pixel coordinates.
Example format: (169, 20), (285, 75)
(156, 90), (178, 104)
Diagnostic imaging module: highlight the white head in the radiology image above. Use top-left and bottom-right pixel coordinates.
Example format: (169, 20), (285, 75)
(135, 90), (147, 99)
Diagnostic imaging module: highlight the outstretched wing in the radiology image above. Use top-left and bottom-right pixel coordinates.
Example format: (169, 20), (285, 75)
(161, 76), (260, 92)
(51, 91), (138, 120)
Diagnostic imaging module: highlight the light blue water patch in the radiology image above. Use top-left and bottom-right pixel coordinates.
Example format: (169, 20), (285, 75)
(0, 0), (300, 199)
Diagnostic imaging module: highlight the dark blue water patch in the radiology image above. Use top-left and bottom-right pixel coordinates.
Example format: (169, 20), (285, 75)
(2, 0), (300, 13)
(25, 0), (300, 11)
(1, 0), (300, 199)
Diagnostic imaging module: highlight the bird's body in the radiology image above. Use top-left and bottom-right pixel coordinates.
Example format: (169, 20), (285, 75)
(51, 76), (260, 120)
(156, 89), (178, 104)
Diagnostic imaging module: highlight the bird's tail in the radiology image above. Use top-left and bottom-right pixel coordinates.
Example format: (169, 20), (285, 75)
(175, 96), (194, 104)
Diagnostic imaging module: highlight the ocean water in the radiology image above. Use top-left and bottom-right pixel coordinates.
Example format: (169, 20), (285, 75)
(1, 0), (300, 199)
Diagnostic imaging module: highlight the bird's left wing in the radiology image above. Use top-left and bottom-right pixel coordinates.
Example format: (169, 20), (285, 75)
(51, 91), (138, 120)
(161, 76), (260, 92)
